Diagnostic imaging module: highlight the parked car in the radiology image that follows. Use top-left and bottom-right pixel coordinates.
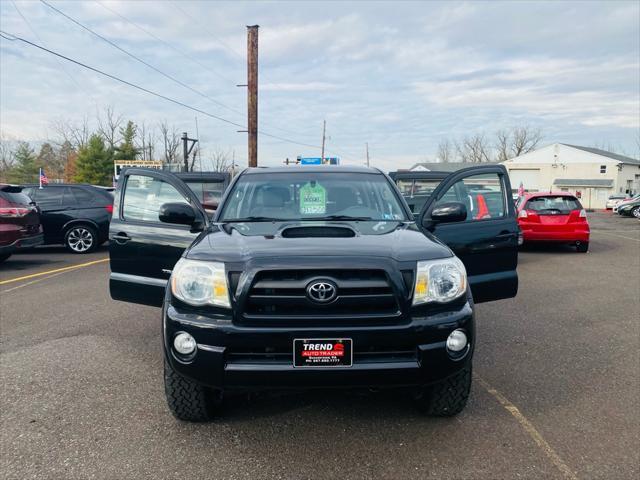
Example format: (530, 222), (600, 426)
(605, 194), (628, 210)
(109, 164), (519, 421)
(388, 171), (449, 215)
(0, 184), (43, 262)
(174, 172), (231, 216)
(516, 192), (590, 252)
(616, 196), (640, 218)
(613, 194), (638, 213)
(21, 184), (113, 253)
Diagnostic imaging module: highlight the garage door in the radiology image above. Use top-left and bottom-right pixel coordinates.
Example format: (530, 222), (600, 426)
(508, 169), (540, 191)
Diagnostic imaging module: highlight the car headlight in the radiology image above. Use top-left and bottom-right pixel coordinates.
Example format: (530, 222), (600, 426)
(412, 257), (467, 305)
(170, 258), (231, 308)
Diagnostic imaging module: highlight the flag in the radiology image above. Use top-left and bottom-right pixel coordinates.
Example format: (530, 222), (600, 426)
(518, 181), (524, 197)
(39, 168), (49, 188)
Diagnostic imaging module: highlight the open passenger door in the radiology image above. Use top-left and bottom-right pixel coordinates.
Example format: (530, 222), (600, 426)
(109, 168), (209, 307)
(418, 165), (518, 303)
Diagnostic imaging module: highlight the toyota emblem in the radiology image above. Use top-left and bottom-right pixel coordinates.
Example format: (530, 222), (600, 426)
(306, 281), (338, 303)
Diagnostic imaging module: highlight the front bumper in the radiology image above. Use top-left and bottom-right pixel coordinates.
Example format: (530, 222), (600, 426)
(163, 301), (474, 390)
(0, 233), (44, 255)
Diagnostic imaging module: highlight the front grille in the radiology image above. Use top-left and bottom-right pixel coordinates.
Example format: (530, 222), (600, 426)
(243, 269), (400, 321)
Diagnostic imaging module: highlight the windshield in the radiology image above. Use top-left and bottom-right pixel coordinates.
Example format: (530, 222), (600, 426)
(525, 195), (582, 214)
(219, 172), (408, 222)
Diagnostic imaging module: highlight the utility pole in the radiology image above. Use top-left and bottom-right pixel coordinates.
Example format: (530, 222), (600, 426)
(365, 142), (370, 167)
(181, 132), (198, 172)
(320, 119), (326, 164)
(247, 25), (259, 167)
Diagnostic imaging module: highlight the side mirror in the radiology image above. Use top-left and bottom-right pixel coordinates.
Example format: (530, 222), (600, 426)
(424, 202), (467, 226)
(159, 202), (197, 226)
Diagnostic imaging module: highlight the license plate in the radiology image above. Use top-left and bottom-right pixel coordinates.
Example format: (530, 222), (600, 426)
(293, 339), (353, 368)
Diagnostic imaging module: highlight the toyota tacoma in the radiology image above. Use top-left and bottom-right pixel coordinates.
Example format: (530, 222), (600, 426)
(109, 165), (518, 421)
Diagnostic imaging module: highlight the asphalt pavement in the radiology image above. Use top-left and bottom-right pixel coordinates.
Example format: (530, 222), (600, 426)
(1, 212), (638, 479)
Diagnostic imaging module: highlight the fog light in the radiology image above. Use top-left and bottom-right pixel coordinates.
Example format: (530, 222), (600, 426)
(446, 329), (468, 353)
(173, 332), (196, 355)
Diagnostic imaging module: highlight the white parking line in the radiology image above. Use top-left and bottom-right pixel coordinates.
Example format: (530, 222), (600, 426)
(476, 376), (579, 480)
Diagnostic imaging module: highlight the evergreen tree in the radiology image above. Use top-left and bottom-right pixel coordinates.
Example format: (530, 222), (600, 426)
(7, 142), (38, 184)
(74, 134), (112, 185)
(114, 121), (140, 161)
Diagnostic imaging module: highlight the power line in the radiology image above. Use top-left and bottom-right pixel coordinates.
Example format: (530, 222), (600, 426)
(93, 0), (239, 89)
(39, 0), (244, 119)
(0, 30), (353, 156)
(10, 0), (97, 104)
(0, 30), (246, 129)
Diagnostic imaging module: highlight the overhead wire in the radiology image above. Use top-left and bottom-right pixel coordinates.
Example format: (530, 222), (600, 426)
(39, 0), (245, 120)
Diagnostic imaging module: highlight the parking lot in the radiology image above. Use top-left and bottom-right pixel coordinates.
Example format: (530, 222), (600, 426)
(0, 212), (638, 479)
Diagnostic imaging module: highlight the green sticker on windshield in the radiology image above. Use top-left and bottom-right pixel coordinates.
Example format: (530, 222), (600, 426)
(299, 182), (326, 215)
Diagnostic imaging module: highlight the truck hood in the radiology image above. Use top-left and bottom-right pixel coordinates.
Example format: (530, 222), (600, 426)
(186, 221), (452, 263)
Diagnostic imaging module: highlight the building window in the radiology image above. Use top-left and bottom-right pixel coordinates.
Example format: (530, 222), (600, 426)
(600, 165), (606, 173)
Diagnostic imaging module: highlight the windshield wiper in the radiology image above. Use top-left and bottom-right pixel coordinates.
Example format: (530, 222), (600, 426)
(310, 215), (375, 221)
(221, 216), (287, 222)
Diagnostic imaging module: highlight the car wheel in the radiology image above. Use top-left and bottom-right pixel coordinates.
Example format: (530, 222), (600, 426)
(576, 241), (589, 253)
(164, 357), (221, 422)
(64, 225), (97, 253)
(632, 206), (640, 219)
(0, 253), (11, 262)
(416, 362), (472, 416)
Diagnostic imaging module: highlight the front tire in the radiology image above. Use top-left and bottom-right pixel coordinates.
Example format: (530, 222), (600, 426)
(576, 241), (589, 253)
(64, 224), (97, 253)
(632, 206), (640, 219)
(164, 358), (220, 422)
(416, 362), (472, 416)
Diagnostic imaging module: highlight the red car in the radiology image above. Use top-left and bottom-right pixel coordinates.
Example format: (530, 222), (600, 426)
(516, 192), (590, 252)
(0, 184), (43, 262)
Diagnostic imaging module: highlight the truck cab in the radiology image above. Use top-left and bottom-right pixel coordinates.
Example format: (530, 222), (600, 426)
(109, 165), (518, 421)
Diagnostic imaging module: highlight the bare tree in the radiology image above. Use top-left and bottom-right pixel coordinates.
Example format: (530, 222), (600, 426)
(457, 134), (492, 163)
(159, 121), (180, 166)
(51, 115), (91, 150)
(204, 147), (232, 172)
(0, 136), (16, 179)
(495, 129), (510, 162)
(137, 122), (158, 161)
(96, 106), (123, 150)
(511, 126), (543, 157)
(436, 139), (455, 163)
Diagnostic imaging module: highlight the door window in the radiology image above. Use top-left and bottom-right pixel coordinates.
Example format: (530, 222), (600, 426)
(433, 173), (506, 221)
(34, 187), (64, 208)
(70, 187), (95, 205)
(122, 174), (189, 222)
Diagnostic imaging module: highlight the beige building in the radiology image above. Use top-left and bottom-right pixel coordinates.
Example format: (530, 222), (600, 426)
(503, 143), (640, 209)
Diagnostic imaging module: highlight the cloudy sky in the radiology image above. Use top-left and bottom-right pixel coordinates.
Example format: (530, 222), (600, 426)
(1, 0), (638, 170)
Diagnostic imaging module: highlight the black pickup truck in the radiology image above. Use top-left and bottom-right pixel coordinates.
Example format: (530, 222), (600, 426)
(109, 165), (518, 421)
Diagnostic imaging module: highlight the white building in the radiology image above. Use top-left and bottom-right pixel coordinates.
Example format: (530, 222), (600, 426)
(503, 143), (640, 209)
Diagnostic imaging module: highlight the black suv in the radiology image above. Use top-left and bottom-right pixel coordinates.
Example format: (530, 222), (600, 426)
(109, 165), (518, 421)
(22, 184), (113, 253)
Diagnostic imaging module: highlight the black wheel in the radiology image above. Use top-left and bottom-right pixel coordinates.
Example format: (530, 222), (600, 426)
(632, 206), (640, 219)
(164, 357), (221, 422)
(64, 224), (97, 253)
(416, 362), (472, 417)
(576, 241), (589, 253)
(0, 253), (11, 262)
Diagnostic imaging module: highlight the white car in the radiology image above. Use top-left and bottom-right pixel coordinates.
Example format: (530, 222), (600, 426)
(606, 194), (627, 210)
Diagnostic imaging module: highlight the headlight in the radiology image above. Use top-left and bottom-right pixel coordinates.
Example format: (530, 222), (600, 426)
(412, 257), (467, 305)
(170, 258), (231, 308)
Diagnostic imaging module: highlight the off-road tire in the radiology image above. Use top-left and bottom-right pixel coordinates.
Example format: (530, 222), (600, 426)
(417, 362), (472, 417)
(576, 242), (589, 253)
(64, 224), (98, 253)
(164, 357), (220, 422)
